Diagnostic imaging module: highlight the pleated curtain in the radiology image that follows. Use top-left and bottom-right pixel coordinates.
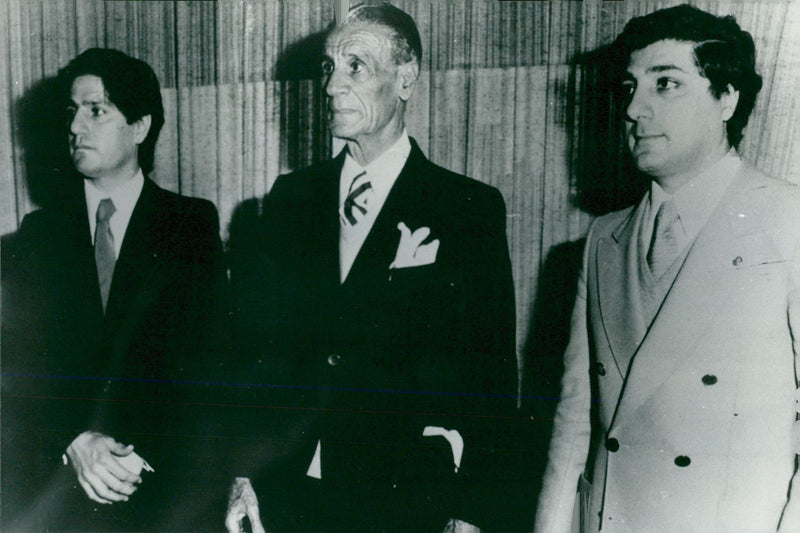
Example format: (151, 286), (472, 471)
(1, 0), (798, 393)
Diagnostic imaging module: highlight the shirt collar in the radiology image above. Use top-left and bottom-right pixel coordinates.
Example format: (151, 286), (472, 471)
(648, 149), (741, 241)
(339, 130), (412, 205)
(85, 170), (145, 242)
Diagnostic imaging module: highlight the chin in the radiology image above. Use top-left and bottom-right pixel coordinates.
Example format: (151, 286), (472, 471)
(633, 154), (667, 176)
(331, 129), (363, 142)
(74, 163), (101, 178)
(330, 117), (367, 138)
(329, 127), (348, 139)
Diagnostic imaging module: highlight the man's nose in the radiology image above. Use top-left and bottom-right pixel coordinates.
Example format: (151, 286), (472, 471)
(69, 109), (87, 135)
(625, 86), (652, 122)
(325, 67), (348, 97)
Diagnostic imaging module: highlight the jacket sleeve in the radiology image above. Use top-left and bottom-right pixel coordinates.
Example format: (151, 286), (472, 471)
(780, 234), (800, 533)
(442, 186), (522, 529)
(533, 222), (595, 533)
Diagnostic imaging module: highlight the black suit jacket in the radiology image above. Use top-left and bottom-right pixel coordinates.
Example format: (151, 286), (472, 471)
(2, 177), (230, 531)
(228, 140), (519, 531)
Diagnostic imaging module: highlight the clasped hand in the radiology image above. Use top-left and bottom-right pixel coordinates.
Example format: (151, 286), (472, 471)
(66, 431), (142, 504)
(225, 477), (266, 533)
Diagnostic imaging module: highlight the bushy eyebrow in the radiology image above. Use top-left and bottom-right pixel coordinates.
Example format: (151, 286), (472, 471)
(343, 52), (366, 63)
(624, 64), (689, 80)
(72, 98), (106, 105)
(68, 94), (110, 107)
(646, 64), (687, 74)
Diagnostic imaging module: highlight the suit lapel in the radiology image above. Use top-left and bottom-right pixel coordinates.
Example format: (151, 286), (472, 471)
(609, 169), (771, 431)
(314, 152), (347, 288)
(60, 179), (107, 321)
(103, 179), (161, 326)
(596, 204), (647, 378)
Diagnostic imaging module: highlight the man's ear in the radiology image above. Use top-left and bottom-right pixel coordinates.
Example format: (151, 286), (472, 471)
(397, 61), (419, 102)
(133, 115), (152, 145)
(719, 84), (739, 122)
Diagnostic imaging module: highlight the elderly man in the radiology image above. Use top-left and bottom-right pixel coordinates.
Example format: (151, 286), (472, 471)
(226, 3), (517, 532)
(534, 5), (800, 533)
(1, 48), (230, 531)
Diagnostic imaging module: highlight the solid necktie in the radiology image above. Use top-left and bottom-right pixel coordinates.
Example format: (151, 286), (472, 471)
(95, 198), (117, 312)
(647, 199), (680, 279)
(340, 171), (372, 226)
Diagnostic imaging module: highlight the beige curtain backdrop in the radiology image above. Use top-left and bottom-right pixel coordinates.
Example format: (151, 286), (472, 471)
(2, 0), (798, 402)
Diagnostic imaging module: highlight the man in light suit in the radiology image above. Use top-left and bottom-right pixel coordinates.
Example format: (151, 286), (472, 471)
(2, 48), (230, 531)
(534, 5), (800, 533)
(225, 4), (520, 532)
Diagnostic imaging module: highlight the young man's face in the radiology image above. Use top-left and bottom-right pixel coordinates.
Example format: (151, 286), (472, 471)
(622, 39), (738, 185)
(68, 74), (147, 182)
(322, 22), (408, 147)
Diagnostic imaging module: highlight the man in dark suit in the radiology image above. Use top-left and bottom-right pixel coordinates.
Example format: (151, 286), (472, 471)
(226, 4), (518, 532)
(2, 48), (230, 531)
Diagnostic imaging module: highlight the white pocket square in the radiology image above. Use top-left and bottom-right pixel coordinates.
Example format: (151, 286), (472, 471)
(390, 222), (439, 269)
(422, 426), (463, 472)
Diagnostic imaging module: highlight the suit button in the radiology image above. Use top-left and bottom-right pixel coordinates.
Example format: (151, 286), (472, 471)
(595, 362), (606, 376)
(701, 374), (717, 385)
(327, 354), (341, 366)
(606, 438), (619, 452)
(674, 455), (691, 467)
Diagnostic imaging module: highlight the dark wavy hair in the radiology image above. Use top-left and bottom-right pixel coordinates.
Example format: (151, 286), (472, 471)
(612, 4), (762, 148)
(58, 48), (164, 174)
(342, 3), (422, 65)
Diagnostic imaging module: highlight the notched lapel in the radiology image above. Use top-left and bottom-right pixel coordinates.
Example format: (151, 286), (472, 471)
(73, 208), (108, 322)
(103, 181), (162, 324)
(60, 182), (107, 321)
(596, 206), (646, 379)
(311, 157), (343, 289)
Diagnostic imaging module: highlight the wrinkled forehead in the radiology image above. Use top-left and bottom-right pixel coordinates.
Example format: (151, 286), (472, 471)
(325, 21), (395, 62)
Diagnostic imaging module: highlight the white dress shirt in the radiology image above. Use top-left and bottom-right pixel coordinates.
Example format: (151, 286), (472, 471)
(338, 131), (412, 283)
(84, 170), (145, 259)
(639, 149), (742, 257)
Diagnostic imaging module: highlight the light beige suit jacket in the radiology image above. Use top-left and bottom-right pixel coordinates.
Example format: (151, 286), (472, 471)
(535, 164), (800, 533)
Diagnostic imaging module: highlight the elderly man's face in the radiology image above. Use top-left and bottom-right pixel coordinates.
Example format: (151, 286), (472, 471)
(622, 39), (738, 183)
(323, 22), (406, 146)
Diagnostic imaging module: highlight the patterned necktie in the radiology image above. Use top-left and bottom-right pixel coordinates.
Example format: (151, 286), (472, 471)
(340, 171), (372, 226)
(647, 199), (680, 279)
(95, 198), (117, 312)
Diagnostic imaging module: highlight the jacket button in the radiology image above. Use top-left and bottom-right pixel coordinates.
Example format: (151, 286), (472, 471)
(606, 438), (619, 452)
(701, 374), (717, 385)
(674, 455), (691, 467)
(595, 362), (606, 376)
(327, 354), (341, 366)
